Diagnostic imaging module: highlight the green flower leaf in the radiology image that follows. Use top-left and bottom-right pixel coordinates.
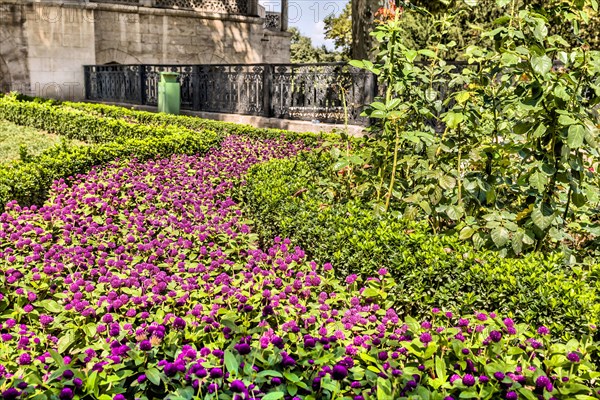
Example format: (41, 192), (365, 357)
(224, 350), (239, 376)
(262, 392), (285, 400)
(491, 227), (510, 248)
(531, 55), (552, 76)
(567, 125), (586, 148)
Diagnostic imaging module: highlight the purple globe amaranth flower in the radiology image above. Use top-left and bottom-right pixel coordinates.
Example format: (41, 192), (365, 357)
(331, 364), (348, 380)
(173, 317), (186, 329)
(1, 388), (21, 400)
(63, 369), (74, 379)
(449, 374), (461, 385)
(18, 353), (32, 365)
(209, 368), (224, 379)
(271, 377), (282, 385)
(281, 354), (296, 368)
(164, 363), (178, 377)
(40, 315), (54, 326)
(234, 342), (251, 355)
(537, 326), (550, 335)
(59, 388), (74, 400)
(230, 380), (246, 393)
(73, 378), (83, 387)
(113, 395), (126, 400)
(506, 391), (518, 400)
(567, 352), (581, 363)
(419, 332), (432, 345)
(535, 376), (551, 389)
(137, 374), (146, 383)
(462, 374), (476, 387)
(139, 340), (152, 351)
(489, 330), (502, 342)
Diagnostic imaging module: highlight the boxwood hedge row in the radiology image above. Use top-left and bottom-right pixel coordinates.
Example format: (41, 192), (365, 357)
(0, 95), (194, 144)
(60, 101), (339, 145)
(241, 154), (600, 340)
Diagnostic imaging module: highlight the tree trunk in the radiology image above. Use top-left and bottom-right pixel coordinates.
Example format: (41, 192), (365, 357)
(351, 0), (380, 60)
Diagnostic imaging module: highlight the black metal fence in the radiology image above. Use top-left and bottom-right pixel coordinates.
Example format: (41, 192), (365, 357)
(84, 63), (377, 125)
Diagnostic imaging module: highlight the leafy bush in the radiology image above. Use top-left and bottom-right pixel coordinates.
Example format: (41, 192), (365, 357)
(1, 136), (598, 399)
(242, 154), (600, 339)
(60, 101), (339, 145)
(346, 0), (600, 256)
(0, 95), (198, 144)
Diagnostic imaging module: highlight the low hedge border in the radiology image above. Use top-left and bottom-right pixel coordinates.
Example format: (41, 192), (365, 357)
(241, 154), (600, 340)
(60, 101), (342, 145)
(0, 96), (200, 144)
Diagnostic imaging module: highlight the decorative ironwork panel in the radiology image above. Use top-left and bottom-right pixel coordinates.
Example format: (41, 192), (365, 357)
(154, 0), (248, 14)
(84, 65), (143, 104)
(84, 62), (376, 125)
(264, 12), (281, 30)
(143, 65), (194, 108)
(271, 63), (373, 124)
(196, 65), (265, 115)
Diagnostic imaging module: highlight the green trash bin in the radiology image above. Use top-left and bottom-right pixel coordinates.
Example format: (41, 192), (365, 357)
(158, 72), (181, 115)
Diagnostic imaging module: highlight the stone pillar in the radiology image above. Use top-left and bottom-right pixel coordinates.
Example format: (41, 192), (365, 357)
(280, 0), (287, 31)
(247, 0), (259, 16)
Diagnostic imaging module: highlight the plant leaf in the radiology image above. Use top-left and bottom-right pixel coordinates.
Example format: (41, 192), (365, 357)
(531, 55), (552, 75)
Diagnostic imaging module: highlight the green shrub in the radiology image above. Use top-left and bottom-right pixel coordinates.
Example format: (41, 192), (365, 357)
(0, 130), (220, 211)
(0, 96), (203, 144)
(242, 154), (600, 339)
(61, 101), (341, 145)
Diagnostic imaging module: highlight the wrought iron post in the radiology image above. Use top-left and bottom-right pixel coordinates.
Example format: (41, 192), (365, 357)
(192, 65), (201, 111)
(139, 65), (147, 105)
(365, 71), (377, 126)
(263, 64), (273, 117)
(84, 66), (91, 100)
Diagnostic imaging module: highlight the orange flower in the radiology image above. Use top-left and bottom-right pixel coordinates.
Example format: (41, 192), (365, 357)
(375, 0), (403, 22)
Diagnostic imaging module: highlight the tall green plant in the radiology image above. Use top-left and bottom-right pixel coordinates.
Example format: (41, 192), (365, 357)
(346, 0), (600, 259)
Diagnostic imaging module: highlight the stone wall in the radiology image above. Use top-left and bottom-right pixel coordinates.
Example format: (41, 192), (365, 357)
(94, 5), (265, 65)
(24, 3), (97, 99)
(0, 2), (31, 93)
(0, 0), (291, 100)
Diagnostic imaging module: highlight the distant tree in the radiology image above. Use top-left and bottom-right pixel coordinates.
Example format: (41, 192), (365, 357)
(288, 27), (345, 63)
(323, 2), (352, 58)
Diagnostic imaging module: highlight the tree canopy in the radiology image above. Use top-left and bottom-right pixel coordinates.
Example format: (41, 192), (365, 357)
(288, 27), (345, 63)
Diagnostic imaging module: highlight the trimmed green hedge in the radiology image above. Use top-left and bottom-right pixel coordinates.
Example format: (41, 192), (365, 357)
(0, 96), (201, 144)
(0, 130), (220, 211)
(61, 101), (340, 145)
(242, 154), (600, 340)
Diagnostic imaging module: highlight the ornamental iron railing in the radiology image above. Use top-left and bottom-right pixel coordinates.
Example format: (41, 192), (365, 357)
(84, 63), (377, 125)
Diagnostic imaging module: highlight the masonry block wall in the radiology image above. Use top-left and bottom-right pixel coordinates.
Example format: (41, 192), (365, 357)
(0, 0), (291, 100)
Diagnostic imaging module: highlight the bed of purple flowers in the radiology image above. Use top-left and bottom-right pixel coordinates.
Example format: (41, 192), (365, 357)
(1, 135), (599, 400)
